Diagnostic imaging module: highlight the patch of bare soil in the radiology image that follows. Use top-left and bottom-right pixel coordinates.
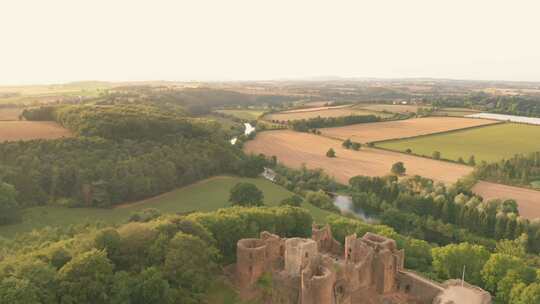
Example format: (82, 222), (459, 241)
(0, 121), (73, 142)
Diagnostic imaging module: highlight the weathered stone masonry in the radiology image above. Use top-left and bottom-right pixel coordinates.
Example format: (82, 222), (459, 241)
(235, 225), (491, 304)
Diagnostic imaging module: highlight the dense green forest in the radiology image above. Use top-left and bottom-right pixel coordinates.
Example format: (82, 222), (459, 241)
(2, 204), (540, 303)
(0, 207), (312, 304)
(475, 152), (540, 188)
(0, 104), (268, 225)
(92, 87), (295, 116)
(429, 93), (540, 118)
(289, 114), (381, 132)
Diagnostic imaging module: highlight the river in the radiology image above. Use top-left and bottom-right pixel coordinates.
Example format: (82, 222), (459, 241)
(230, 122), (255, 145)
(333, 195), (378, 223)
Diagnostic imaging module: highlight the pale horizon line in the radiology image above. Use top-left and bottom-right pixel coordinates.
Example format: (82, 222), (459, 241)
(2, 75), (540, 87)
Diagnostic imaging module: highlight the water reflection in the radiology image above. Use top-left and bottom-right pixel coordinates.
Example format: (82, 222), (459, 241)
(230, 123), (255, 145)
(333, 195), (378, 223)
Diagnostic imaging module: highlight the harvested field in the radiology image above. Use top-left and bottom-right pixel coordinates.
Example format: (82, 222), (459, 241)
(356, 104), (421, 113)
(265, 105), (389, 122)
(320, 117), (498, 143)
(0, 121), (73, 142)
(472, 181), (540, 220)
(377, 123), (540, 163)
(0, 108), (23, 120)
(244, 130), (473, 184)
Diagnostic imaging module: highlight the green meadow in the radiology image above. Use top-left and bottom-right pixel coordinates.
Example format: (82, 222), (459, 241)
(215, 109), (264, 120)
(377, 123), (540, 163)
(0, 176), (333, 238)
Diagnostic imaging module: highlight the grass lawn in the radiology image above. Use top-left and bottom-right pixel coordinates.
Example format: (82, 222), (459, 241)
(216, 109), (264, 120)
(0, 176), (333, 238)
(376, 123), (540, 163)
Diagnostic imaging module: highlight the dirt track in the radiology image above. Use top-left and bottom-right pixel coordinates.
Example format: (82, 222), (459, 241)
(244, 130), (472, 184)
(0, 121), (73, 142)
(320, 117), (497, 143)
(472, 181), (540, 220)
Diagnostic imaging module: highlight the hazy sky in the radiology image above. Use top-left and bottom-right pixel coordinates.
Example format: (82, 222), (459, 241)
(2, 0), (540, 84)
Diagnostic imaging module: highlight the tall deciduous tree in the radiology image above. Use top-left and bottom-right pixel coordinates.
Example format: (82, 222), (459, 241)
(229, 183), (264, 206)
(164, 232), (218, 295)
(0, 182), (20, 225)
(57, 249), (113, 304)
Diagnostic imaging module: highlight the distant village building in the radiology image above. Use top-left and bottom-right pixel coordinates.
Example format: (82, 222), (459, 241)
(262, 167), (276, 182)
(233, 226), (491, 304)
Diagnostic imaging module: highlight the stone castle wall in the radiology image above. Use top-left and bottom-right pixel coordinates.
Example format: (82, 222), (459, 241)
(285, 238), (318, 276)
(235, 227), (491, 304)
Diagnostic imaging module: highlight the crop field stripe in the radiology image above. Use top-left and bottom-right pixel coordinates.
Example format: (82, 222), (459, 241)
(377, 122), (540, 163)
(372, 120), (504, 145)
(320, 116), (498, 144)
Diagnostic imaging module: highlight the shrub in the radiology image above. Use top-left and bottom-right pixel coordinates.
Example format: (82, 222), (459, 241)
(391, 162), (406, 176)
(129, 208), (162, 223)
(326, 148), (336, 158)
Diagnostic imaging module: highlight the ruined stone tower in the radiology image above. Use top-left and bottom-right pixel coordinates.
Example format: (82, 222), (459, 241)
(234, 227), (491, 304)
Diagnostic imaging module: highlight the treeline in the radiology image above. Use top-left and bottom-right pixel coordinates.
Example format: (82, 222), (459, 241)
(289, 114), (380, 131)
(348, 175), (540, 253)
(475, 152), (540, 188)
(272, 164), (343, 194)
(429, 93), (540, 118)
(0, 137), (247, 209)
(51, 105), (216, 141)
(93, 87), (295, 116)
(3, 203), (540, 302)
(0, 207), (312, 304)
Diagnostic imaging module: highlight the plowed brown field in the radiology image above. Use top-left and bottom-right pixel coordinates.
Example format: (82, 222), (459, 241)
(0, 121), (73, 142)
(244, 130), (473, 184)
(472, 181), (540, 220)
(320, 117), (498, 143)
(0, 108), (23, 120)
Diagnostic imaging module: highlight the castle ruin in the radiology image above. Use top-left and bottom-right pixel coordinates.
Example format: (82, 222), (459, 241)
(234, 225), (491, 304)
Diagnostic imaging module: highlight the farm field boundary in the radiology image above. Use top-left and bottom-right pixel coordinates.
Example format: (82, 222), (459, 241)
(319, 116), (499, 144)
